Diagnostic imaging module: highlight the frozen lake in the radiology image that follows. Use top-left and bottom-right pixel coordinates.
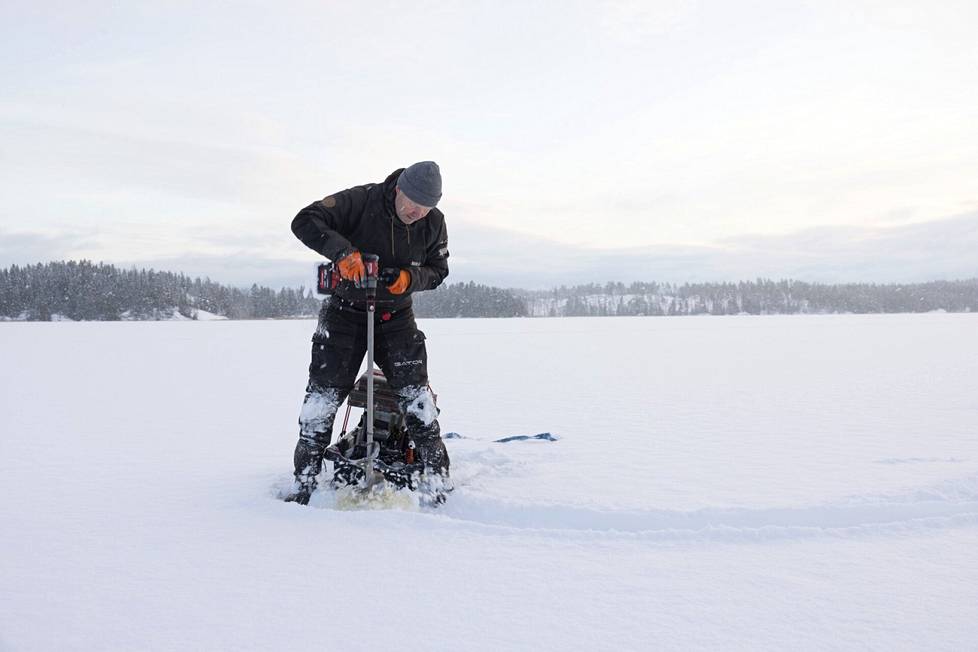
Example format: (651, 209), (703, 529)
(2, 314), (977, 650)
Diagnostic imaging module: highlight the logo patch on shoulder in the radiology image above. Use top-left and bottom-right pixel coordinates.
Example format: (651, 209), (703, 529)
(321, 195), (337, 208)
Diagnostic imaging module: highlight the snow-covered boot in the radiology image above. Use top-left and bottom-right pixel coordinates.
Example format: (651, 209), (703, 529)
(399, 385), (449, 475)
(285, 439), (324, 505)
(284, 477), (316, 505)
(408, 417), (450, 502)
(413, 425), (451, 505)
(414, 426), (450, 476)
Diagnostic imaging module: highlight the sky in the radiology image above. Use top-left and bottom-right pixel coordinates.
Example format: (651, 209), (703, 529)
(1, 0), (976, 289)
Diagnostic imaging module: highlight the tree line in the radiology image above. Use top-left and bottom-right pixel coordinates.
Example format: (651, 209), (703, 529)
(0, 261), (319, 321)
(413, 281), (527, 318)
(0, 261), (526, 321)
(2, 261), (976, 321)
(522, 279), (978, 316)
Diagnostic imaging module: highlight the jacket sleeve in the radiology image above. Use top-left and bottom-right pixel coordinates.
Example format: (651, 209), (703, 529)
(290, 187), (364, 261)
(409, 216), (449, 292)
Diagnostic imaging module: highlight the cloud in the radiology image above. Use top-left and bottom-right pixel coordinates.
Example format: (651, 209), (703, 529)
(0, 228), (103, 266)
(115, 254), (314, 290)
(0, 119), (314, 209)
(5, 212), (976, 291)
(446, 212), (978, 287)
(598, 0), (701, 42)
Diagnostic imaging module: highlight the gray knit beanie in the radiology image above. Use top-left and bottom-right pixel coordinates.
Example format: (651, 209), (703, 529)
(396, 161), (442, 207)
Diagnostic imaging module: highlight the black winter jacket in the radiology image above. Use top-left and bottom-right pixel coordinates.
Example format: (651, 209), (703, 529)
(291, 169), (449, 309)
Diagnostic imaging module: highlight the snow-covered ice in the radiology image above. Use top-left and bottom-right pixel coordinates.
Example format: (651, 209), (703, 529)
(2, 314), (977, 650)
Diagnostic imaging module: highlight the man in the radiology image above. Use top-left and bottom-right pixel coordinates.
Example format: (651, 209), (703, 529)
(285, 161), (450, 505)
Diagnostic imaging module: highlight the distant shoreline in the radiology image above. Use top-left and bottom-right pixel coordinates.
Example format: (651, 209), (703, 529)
(3, 260), (976, 321)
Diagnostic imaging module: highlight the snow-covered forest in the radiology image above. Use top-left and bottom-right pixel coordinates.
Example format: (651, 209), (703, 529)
(2, 261), (976, 321)
(0, 261), (528, 321)
(521, 279), (978, 316)
(0, 260), (317, 320)
(413, 280), (527, 318)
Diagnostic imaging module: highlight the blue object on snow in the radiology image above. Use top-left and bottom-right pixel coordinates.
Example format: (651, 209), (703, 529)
(494, 433), (559, 443)
(443, 432), (464, 439)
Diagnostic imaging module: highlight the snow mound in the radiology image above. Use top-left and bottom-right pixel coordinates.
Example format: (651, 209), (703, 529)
(434, 472), (978, 543)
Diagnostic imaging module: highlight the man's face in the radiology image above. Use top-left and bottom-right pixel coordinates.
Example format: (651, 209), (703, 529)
(394, 188), (433, 225)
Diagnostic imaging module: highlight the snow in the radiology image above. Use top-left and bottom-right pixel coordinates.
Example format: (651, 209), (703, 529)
(2, 314), (978, 650)
(0, 309), (232, 322)
(193, 309), (228, 321)
(405, 385), (439, 425)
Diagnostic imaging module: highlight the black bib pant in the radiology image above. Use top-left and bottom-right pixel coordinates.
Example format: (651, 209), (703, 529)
(292, 296), (448, 483)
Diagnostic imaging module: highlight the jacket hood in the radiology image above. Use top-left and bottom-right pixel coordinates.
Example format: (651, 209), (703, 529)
(383, 169), (404, 222)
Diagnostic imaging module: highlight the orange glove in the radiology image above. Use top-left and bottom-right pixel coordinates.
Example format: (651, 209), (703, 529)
(386, 269), (412, 295)
(336, 250), (365, 283)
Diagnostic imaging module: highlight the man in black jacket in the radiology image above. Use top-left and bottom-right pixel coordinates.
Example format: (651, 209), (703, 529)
(286, 161), (450, 505)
